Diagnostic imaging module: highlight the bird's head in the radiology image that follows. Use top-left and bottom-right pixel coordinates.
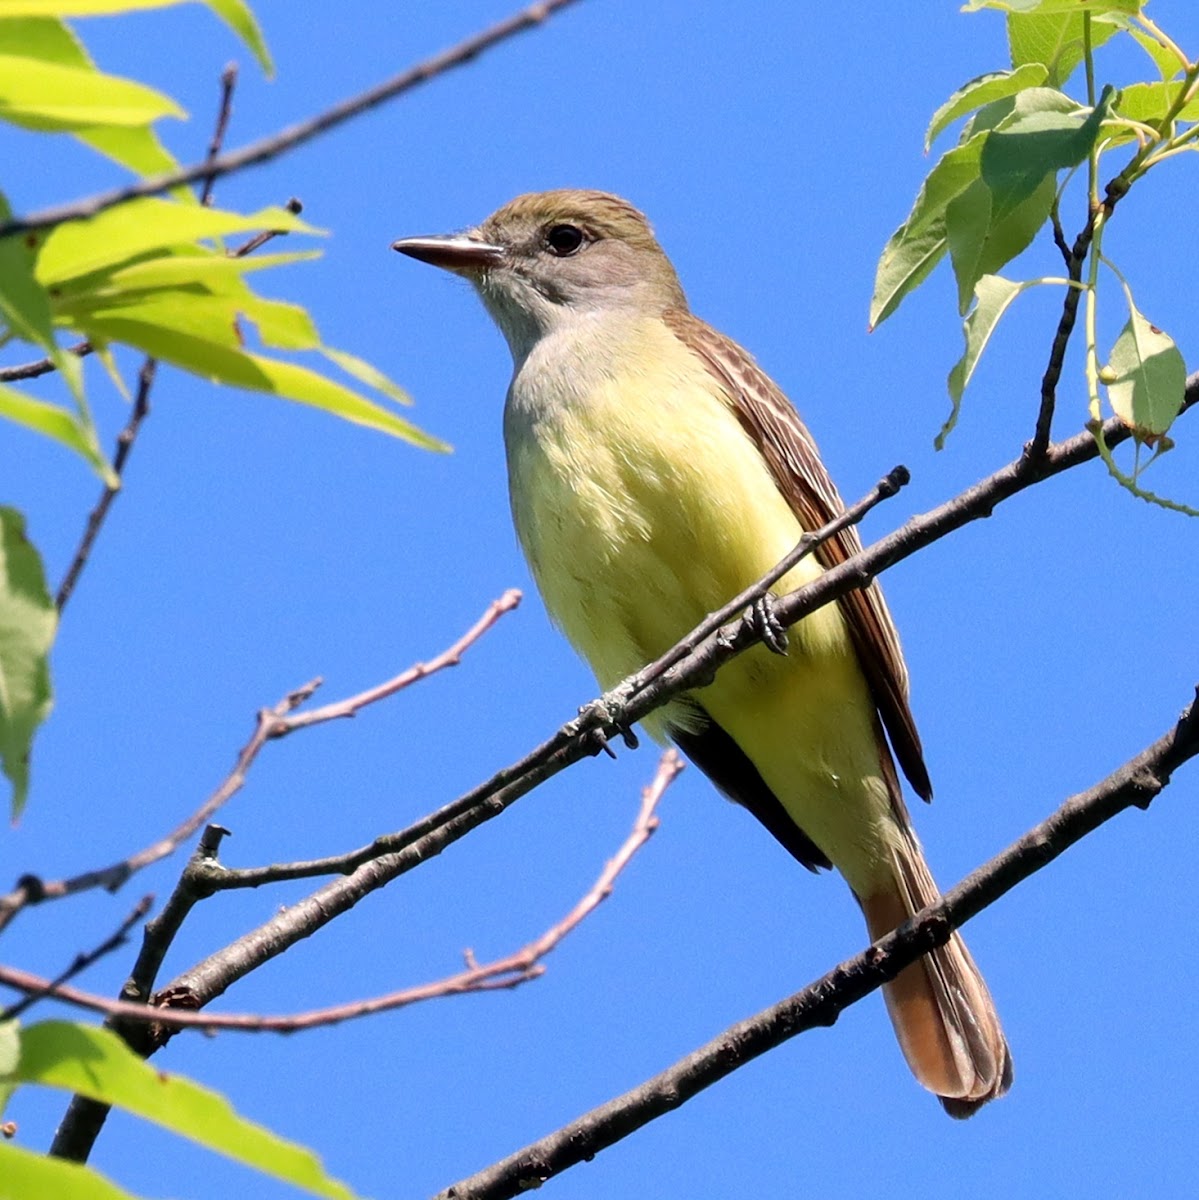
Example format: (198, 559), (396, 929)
(393, 189), (687, 360)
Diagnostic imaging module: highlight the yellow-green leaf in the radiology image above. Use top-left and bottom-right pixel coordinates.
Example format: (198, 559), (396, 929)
(0, 1141), (146, 1200)
(70, 296), (447, 449)
(323, 347), (413, 407)
(0, 1), (272, 77)
(0, 509), (57, 821)
(0, 384), (116, 486)
(0, 54), (183, 131)
(35, 199), (320, 285)
(5, 1022), (359, 1199)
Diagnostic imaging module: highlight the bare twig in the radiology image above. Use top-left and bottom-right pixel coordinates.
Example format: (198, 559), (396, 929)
(1028, 176), (1131, 459)
(0, 591), (520, 932)
(0, 340), (92, 384)
(0, 896), (152, 1023)
(0, 0), (585, 241)
(3, 752), (680, 1035)
(55, 357), (157, 612)
(435, 691), (1199, 1200)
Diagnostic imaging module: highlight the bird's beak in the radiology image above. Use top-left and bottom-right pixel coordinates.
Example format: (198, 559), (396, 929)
(391, 233), (505, 274)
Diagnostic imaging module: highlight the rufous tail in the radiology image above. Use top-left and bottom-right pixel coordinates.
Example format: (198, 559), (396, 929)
(859, 832), (1012, 1118)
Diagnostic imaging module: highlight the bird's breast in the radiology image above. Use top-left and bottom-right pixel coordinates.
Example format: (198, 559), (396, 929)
(502, 316), (849, 702)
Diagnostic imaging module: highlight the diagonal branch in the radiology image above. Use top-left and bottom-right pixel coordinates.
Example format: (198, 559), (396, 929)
(65, 389), (1195, 1031)
(434, 688), (1199, 1200)
(0, 0), (585, 241)
(0, 752), (679, 1034)
(0, 591), (520, 934)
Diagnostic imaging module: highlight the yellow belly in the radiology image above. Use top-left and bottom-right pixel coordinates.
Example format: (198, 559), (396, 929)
(504, 319), (899, 893)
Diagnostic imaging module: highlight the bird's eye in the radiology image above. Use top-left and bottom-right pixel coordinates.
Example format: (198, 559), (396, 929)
(545, 224), (585, 256)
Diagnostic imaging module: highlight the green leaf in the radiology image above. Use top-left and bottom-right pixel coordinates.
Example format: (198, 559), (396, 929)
(7, 1021), (360, 1199)
(68, 294), (448, 450)
(980, 85), (1118, 221)
(0, 54), (183, 131)
(322, 347), (413, 407)
(1104, 303), (1187, 438)
(1114, 81), (1199, 126)
(0, 1020), (19, 1115)
(34, 199), (319, 286)
(240, 296), (320, 350)
(0, 385), (115, 486)
(1128, 28), (1184, 81)
(925, 64), (1048, 151)
(943, 274), (1032, 447)
(870, 136), (985, 329)
(946, 173), (1055, 313)
(0, 1), (272, 77)
(0, 509), (56, 821)
(1007, 10), (1122, 87)
(0, 1141), (147, 1200)
(970, 1), (1141, 14)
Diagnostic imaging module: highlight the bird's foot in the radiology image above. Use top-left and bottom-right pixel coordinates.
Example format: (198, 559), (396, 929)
(748, 593), (789, 655)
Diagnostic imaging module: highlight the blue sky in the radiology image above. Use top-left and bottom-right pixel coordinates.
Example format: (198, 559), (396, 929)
(3, 2), (1198, 1197)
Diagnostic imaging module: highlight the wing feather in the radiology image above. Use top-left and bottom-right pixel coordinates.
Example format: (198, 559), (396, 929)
(663, 308), (932, 804)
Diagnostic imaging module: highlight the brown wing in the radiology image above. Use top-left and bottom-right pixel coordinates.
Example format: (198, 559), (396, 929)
(663, 307), (932, 804)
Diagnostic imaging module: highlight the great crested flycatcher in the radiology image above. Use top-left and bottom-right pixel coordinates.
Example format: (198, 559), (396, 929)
(393, 190), (1011, 1116)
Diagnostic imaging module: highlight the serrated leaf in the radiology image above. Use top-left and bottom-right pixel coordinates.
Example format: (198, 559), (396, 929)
(1114, 81), (1199, 126)
(0, 1141), (146, 1200)
(969, 1), (1140, 14)
(1128, 28), (1184, 81)
(67, 294), (447, 450)
(925, 64), (1048, 151)
(980, 85), (1118, 221)
(870, 137), (985, 328)
(0, 54), (183, 131)
(943, 274), (1029, 447)
(1104, 306), (1187, 437)
(0, 385), (115, 486)
(0, 509), (56, 821)
(946, 173), (1055, 313)
(34, 199), (319, 285)
(6, 1022), (359, 1198)
(1007, 10), (1122, 87)
(0, 1), (272, 77)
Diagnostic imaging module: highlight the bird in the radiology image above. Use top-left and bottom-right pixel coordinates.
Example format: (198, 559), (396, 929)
(393, 189), (1011, 1116)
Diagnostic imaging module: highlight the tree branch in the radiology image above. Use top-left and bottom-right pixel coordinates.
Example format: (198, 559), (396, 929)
(0, 591), (520, 933)
(63, 391), (1192, 1035)
(434, 688), (1199, 1200)
(1, 752), (679, 1034)
(0, 0), (585, 241)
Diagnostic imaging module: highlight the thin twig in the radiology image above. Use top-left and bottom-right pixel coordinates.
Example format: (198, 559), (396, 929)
(2, 752), (680, 1035)
(1028, 175), (1133, 459)
(0, 896), (152, 1023)
(0, 591), (520, 933)
(55, 66), (239, 613)
(55, 357), (157, 612)
(435, 691), (1199, 1200)
(0, 0), (585, 241)
(0, 340), (92, 384)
